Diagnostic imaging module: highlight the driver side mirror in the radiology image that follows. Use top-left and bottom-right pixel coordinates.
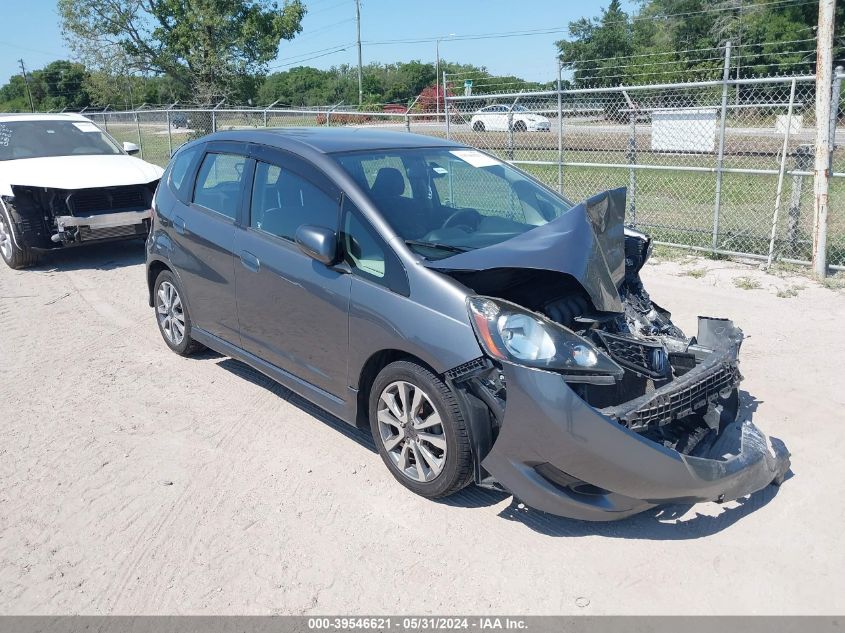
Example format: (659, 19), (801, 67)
(295, 224), (339, 266)
(123, 142), (140, 155)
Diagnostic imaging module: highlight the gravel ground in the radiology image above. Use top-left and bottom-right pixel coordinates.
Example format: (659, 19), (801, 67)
(0, 242), (843, 615)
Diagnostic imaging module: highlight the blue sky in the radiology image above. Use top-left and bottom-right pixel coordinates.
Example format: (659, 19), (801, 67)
(0, 0), (638, 86)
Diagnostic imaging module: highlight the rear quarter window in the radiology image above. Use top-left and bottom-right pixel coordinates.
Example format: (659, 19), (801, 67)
(167, 145), (201, 203)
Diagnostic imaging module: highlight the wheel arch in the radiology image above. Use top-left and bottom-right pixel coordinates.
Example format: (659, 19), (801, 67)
(354, 349), (439, 429)
(354, 348), (494, 484)
(146, 258), (172, 307)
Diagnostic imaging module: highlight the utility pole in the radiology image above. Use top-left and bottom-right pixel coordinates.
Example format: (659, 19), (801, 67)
(435, 34), (455, 122)
(812, 0), (836, 278)
(355, 0), (363, 106)
(435, 39), (440, 121)
(18, 59), (35, 112)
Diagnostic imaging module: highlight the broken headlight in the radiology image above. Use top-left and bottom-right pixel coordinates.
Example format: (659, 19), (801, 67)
(467, 296), (623, 381)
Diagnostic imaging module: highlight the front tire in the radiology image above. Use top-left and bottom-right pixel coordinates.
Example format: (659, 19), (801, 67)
(0, 211), (38, 269)
(472, 120), (485, 132)
(153, 270), (204, 356)
(513, 120), (527, 132)
(369, 360), (473, 499)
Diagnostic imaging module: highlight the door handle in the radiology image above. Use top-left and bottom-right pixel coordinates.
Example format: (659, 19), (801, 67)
(173, 215), (186, 235)
(240, 250), (260, 272)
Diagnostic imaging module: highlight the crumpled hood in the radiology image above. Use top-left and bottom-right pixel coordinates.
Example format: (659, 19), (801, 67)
(0, 154), (163, 196)
(425, 187), (627, 313)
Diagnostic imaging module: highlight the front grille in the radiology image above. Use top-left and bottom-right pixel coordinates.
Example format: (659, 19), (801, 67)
(606, 363), (739, 429)
(596, 331), (667, 379)
(67, 185), (150, 216)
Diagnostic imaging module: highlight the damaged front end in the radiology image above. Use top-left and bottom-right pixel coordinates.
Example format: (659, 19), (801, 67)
(433, 188), (790, 520)
(1, 181), (157, 250)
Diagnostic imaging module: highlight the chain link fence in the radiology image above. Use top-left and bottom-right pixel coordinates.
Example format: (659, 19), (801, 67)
(83, 72), (845, 268)
(445, 74), (844, 268)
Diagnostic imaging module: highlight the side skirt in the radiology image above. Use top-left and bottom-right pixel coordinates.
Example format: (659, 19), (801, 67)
(190, 327), (357, 425)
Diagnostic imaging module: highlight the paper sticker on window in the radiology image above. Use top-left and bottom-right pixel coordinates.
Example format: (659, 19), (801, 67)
(432, 166), (448, 175)
(73, 121), (101, 133)
(449, 149), (500, 168)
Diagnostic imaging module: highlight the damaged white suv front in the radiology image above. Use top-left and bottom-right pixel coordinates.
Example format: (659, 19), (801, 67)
(0, 113), (163, 269)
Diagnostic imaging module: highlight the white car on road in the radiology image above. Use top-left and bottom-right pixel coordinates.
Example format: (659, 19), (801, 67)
(470, 105), (551, 132)
(0, 113), (163, 269)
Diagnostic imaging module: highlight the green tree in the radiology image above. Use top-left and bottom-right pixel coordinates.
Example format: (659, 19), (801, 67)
(39, 60), (91, 110)
(58, 0), (306, 104)
(556, 0), (634, 86)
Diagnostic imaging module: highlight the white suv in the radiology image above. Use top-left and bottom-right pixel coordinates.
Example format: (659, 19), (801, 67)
(0, 113), (163, 268)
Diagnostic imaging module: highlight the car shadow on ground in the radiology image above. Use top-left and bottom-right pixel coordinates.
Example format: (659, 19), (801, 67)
(495, 472), (792, 540)
(214, 359), (790, 540)
(29, 239), (146, 272)
(216, 358), (376, 452)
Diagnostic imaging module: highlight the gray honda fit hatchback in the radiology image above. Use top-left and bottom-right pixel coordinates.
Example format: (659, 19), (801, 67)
(146, 128), (789, 521)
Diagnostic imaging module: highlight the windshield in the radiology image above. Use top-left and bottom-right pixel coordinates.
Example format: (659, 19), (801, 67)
(334, 147), (574, 259)
(0, 120), (122, 161)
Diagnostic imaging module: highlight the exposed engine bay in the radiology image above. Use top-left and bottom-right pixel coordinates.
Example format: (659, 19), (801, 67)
(443, 228), (745, 458)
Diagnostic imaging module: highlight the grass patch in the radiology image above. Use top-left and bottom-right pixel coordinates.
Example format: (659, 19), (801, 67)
(776, 285), (803, 298)
(682, 267), (707, 279)
(734, 276), (762, 290)
(651, 244), (689, 261)
(822, 274), (845, 291)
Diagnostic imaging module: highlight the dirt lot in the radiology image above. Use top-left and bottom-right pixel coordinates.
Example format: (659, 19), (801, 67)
(1, 242), (843, 615)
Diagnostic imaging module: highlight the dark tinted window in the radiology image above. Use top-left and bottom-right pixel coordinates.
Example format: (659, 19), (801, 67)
(250, 161), (338, 240)
(193, 153), (247, 219)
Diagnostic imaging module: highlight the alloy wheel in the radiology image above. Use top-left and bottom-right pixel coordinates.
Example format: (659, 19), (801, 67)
(376, 380), (447, 483)
(156, 280), (186, 345)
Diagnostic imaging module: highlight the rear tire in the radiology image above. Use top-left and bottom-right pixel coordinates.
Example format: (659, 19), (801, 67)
(369, 360), (473, 499)
(472, 120), (485, 132)
(0, 211), (38, 270)
(513, 120), (527, 132)
(153, 270), (204, 356)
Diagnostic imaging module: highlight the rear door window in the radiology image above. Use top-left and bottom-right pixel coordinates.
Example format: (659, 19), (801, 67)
(193, 152), (248, 219)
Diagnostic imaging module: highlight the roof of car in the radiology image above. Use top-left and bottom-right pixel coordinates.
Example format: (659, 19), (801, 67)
(209, 127), (463, 154)
(0, 112), (92, 124)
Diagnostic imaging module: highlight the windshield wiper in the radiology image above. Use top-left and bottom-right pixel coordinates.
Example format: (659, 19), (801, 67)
(404, 240), (469, 254)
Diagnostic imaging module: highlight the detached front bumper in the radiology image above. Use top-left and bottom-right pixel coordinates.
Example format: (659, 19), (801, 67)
(480, 363), (791, 522)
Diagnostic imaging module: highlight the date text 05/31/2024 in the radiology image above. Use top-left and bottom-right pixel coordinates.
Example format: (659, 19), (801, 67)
(307, 618), (528, 630)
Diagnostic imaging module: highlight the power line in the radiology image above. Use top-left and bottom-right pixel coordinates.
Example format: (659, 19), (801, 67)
(361, 0), (818, 47)
(294, 17), (356, 41)
(266, 45), (354, 70)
